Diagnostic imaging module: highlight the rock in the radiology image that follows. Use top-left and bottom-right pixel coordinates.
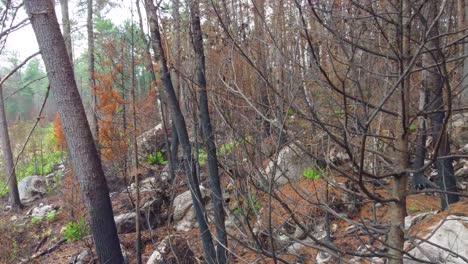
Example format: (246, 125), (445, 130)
(404, 211), (436, 229)
(18, 175), (46, 203)
(147, 235), (195, 264)
(455, 166), (468, 178)
(316, 251), (331, 263)
(451, 113), (468, 147)
(263, 144), (316, 186)
(173, 186), (209, 222)
(405, 215), (468, 264)
(328, 147), (350, 165)
(74, 249), (92, 264)
(136, 124), (169, 165)
(30, 203), (56, 219)
(114, 212), (137, 234)
(460, 144), (468, 154)
(147, 250), (163, 264)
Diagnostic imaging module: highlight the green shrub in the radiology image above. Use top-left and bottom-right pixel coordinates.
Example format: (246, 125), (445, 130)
(147, 151), (168, 165)
(0, 181), (8, 198)
(62, 217), (89, 242)
(303, 165), (324, 179)
(198, 150), (208, 165)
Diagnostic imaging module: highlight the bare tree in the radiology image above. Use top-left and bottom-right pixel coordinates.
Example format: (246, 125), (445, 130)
(188, 0), (227, 262)
(144, 0), (217, 263)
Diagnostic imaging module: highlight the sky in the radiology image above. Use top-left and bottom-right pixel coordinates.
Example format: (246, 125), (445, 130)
(1, 1), (134, 64)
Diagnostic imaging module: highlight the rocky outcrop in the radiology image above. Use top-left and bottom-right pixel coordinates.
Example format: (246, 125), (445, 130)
(136, 124), (170, 165)
(405, 215), (468, 264)
(263, 144), (317, 186)
(173, 186), (210, 232)
(18, 175), (47, 204)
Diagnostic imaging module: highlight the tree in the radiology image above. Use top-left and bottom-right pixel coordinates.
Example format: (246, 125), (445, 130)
(88, 0), (99, 141)
(144, 0), (217, 262)
(0, 84), (22, 209)
(423, 0), (460, 209)
(60, 0), (73, 63)
(24, 1), (124, 263)
(188, 0), (228, 262)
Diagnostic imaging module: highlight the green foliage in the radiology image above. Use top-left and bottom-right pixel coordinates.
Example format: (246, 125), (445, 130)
(62, 218), (89, 242)
(218, 136), (253, 156)
(0, 124), (66, 197)
(303, 165), (324, 179)
(409, 123), (417, 133)
(198, 150), (208, 165)
(233, 194), (261, 217)
(0, 181), (8, 198)
(146, 151), (168, 165)
(46, 210), (57, 222)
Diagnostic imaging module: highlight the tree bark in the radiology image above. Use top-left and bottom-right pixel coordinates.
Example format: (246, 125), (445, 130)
(388, 0), (410, 262)
(0, 86), (22, 209)
(87, 0), (98, 142)
(188, 0), (228, 262)
(424, 0), (460, 209)
(144, 1), (217, 263)
(24, 1), (124, 263)
(60, 0), (72, 64)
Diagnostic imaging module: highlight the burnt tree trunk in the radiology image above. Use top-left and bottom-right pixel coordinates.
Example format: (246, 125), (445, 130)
(144, 1), (217, 263)
(24, 1), (124, 263)
(424, 0), (460, 209)
(188, 0), (228, 262)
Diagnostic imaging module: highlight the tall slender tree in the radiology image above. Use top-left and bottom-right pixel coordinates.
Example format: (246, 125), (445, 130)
(0, 85), (22, 209)
(144, 1), (217, 262)
(60, 0), (72, 64)
(88, 0), (99, 141)
(188, 0), (227, 262)
(24, 1), (124, 263)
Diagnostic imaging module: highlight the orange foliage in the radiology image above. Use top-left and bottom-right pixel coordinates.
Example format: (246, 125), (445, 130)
(53, 112), (67, 151)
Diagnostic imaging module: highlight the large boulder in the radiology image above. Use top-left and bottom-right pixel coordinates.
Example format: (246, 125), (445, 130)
(173, 186), (210, 232)
(263, 144), (316, 186)
(405, 215), (468, 264)
(18, 175), (47, 204)
(136, 124), (170, 165)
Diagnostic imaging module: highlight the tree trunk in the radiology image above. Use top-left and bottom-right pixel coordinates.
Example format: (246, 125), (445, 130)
(188, 0), (228, 262)
(144, 1), (217, 263)
(424, 0), (460, 209)
(460, 0), (468, 101)
(60, 0), (72, 64)
(253, 0), (270, 137)
(0, 86), (22, 209)
(388, 0), (410, 262)
(24, 1), (124, 263)
(87, 0), (98, 142)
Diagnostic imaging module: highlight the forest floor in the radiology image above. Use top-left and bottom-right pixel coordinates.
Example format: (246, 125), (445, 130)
(1, 163), (466, 264)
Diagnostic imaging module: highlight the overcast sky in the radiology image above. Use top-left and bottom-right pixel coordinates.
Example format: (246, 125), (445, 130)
(1, 1), (133, 64)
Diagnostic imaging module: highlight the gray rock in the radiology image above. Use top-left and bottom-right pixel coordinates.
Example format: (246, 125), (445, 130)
(316, 251), (331, 263)
(74, 249), (92, 264)
(455, 166), (468, 178)
(172, 186), (210, 232)
(173, 186), (209, 222)
(18, 175), (46, 203)
(263, 144), (315, 186)
(404, 211), (436, 229)
(30, 203), (55, 219)
(114, 212), (136, 234)
(405, 215), (468, 264)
